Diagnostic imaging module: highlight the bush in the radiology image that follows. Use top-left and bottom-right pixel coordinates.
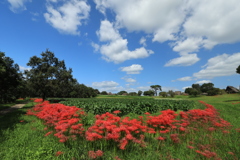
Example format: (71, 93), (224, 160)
(168, 90), (175, 98)
(160, 92), (167, 98)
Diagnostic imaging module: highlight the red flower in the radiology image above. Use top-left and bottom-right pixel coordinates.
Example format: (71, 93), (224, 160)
(113, 110), (121, 114)
(157, 136), (165, 141)
(55, 151), (63, 156)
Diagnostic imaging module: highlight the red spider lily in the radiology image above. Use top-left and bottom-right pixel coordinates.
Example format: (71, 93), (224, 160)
(228, 152), (234, 155)
(88, 150), (103, 159)
(157, 136), (165, 141)
(187, 145), (194, 149)
(113, 110), (121, 114)
(114, 156), (122, 160)
(44, 131), (53, 137)
(55, 151), (63, 156)
(20, 120), (24, 122)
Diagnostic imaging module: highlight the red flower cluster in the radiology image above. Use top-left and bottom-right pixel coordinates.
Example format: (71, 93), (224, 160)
(88, 150), (103, 159)
(86, 112), (148, 150)
(26, 101), (85, 142)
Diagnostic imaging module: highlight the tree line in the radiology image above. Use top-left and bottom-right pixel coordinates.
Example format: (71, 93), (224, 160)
(0, 50), (98, 103)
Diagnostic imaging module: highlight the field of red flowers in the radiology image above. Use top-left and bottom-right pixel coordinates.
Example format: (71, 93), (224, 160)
(23, 98), (239, 159)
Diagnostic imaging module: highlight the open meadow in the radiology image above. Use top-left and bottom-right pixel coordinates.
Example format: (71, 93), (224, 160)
(0, 94), (239, 160)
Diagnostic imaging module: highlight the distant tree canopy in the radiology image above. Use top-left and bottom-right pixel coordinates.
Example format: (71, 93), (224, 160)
(0, 52), (22, 103)
(150, 85), (162, 96)
(117, 91), (128, 95)
(137, 90), (142, 96)
(143, 90), (154, 96)
(185, 83), (220, 96)
(24, 49), (97, 100)
(101, 91), (108, 95)
(237, 65), (240, 74)
(128, 92), (137, 96)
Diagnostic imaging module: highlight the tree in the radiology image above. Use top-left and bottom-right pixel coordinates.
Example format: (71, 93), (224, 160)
(236, 65), (240, 74)
(25, 49), (75, 101)
(143, 90), (154, 96)
(207, 88), (220, 96)
(150, 85), (162, 96)
(117, 91), (128, 95)
(0, 52), (22, 103)
(137, 90), (142, 96)
(168, 90), (175, 98)
(129, 92), (137, 96)
(200, 83), (214, 93)
(101, 91), (108, 95)
(159, 92), (167, 97)
(192, 84), (201, 94)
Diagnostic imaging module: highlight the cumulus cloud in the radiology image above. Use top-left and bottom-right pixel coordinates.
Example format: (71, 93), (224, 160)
(44, 0), (90, 35)
(19, 65), (31, 71)
(164, 53), (200, 67)
(193, 52), (240, 79)
(96, 20), (153, 63)
(8, 0), (31, 13)
(195, 80), (211, 84)
(92, 81), (124, 92)
(120, 64), (143, 74)
(122, 77), (136, 83)
(94, 0), (240, 66)
(173, 76), (192, 82)
(139, 37), (147, 46)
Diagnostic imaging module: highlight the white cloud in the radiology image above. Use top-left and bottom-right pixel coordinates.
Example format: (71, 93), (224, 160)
(96, 20), (153, 63)
(139, 37), (147, 46)
(137, 86), (151, 91)
(193, 52), (240, 79)
(92, 81), (124, 92)
(94, 0), (240, 66)
(165, 53), (200, 67)
(121, 77), (136, 83)
(162, 87), (179, 92)
(91, 42), (100, 52)
(8, 0), (31, 13)
(44, 0), (90, 35)
(173, 76), (192, 82)
(19, 66), (31, 71)
(195, 80), (211, 84)
(120, 64), (143, 74)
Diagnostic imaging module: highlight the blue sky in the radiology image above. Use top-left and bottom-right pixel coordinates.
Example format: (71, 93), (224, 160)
(1, 0), (240, 93)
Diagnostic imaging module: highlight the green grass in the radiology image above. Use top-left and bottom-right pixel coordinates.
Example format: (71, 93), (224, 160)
(0, 94), (239, 160)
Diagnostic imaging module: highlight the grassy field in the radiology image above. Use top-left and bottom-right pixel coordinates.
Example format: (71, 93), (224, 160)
(0, 94), (239, 160)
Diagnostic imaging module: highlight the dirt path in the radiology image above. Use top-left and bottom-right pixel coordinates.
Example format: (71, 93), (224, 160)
(0, 104), (26, 115)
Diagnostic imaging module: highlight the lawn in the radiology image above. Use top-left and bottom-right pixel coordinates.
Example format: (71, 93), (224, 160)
(0, 94), (239, 160)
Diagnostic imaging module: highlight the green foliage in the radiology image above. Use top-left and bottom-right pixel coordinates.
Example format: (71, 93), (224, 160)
(150, 85), (162, 96)
(159, 92), (167, 97)
(168, 90), (175, 98)
(200, 83), (214, 93)
(143, 90), (154, 96)
(117, 91), (128, 95)
(0, 52), (22, 103)
(101, 91), (108, 95)
(60, 98), (196, 115)
(236, 65), (240, 74)
(128, 92), (137, 96)
(137, 90), (142, 96)
(25, 49), (75, 101)
(207, 88), (221, 96)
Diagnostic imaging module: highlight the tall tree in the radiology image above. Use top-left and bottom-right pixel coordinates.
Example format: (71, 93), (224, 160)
(25, 49), (74, 101)
(150, 85), (162, 96)
(137, 90), (142, 96)
(237, 65), (240, 74)
(200, 83), (214, 93)
(0, 52), (22, 103)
